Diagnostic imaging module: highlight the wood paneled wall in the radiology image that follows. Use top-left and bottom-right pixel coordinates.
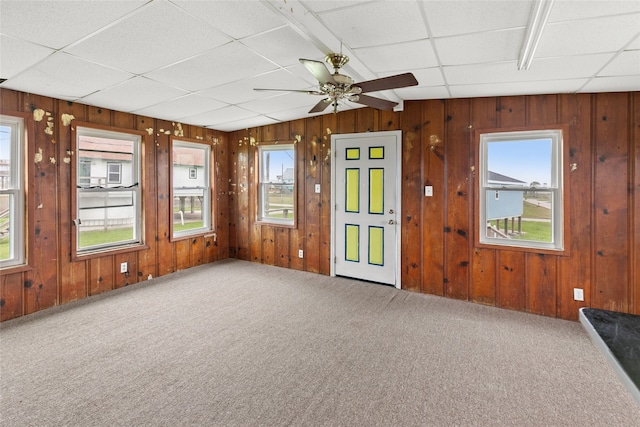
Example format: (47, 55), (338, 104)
(0, 89), (229, 321)
(1, 90), (638, 322)
(228, 93), (640, 320)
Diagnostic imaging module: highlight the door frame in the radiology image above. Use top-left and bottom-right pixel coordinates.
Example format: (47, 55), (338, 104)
(330, 130), (402, 289)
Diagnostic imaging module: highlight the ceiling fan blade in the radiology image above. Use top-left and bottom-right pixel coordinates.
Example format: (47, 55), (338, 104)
(254, 88), (324, 95)
(355, 72), (418, 93)
(309, 98), (333, 113)
(300, 58), (337, 86)
(353, 94), (398, 111)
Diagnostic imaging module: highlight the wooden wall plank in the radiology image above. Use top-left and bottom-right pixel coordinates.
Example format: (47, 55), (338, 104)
(214, 132), (229, 259)
(58, 100), (88, 303)
(356, 108), (377, 133)
(114, 252), (137, 289)
(135, 116), (158, 281)
(262, 226), (275, 266)
(155, 120), (175, 276)
(557, 94), (593, 320)
(319, 116), (335, 275)
(89, 256), (114, 296)
(444, 99), (471, 300)
(497, 250), (526, 311)
(526, 254), (557, 316)
(593, 93), (629, 312)
(633, 92), (640, 315)
(24, 94), (58, 314)
(470, 97), (498, 305)
(289, 119), (306, 271)
(304, 117), (322, 273)
(275, 227), (290, 268)
(399, 101), (423, 292)
(0, 272), (23, 321)
(175, 239), (191, 271)
(422, 100), (446, 296)
(235, 135), (250, 261)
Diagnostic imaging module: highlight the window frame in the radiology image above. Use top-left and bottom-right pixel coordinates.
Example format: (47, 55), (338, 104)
(71, 123), (146, 259)
(256, 143), (297, 228)
(0, 113), (27, 269)
(474, 125), (569, 255)
(170, 137), (214, 241)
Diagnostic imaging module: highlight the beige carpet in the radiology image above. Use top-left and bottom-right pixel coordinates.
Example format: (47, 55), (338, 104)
(1, 259), (638, 426)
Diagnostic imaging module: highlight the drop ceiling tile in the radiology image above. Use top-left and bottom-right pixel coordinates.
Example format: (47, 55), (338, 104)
(65, 0), (232, 74)
(536, 14), (640, 58)
(198, 70), (314, 105)
(299, 0), (371, 14)
(146, 42), (279, 92)
(0, 0), (146, 49)
(239, 93), (319, 115)
(548, 1), (640, 23)
(180, 105), (257, 128)
(391, 67), (445, 88)
(79, 77), (188, 113)
(599, 50), (640, 77)
(580, 75), (640, 93)
(423, 0), (531, 37)
(208, 115), (280, 132)
(241, 26), (320, 68)
(134, 94), (227, 122)
(317, 1), (428, 48)
(353, 40), (438, 73)
(435, 28), (525, 66)
(450, 79), (588, 99)
(1, 52), (132, 100)
(174, 0), (286, 40)
(444, 53), (615, 85)
(392, 85), (450, 101)
(0, 35), (54, 80)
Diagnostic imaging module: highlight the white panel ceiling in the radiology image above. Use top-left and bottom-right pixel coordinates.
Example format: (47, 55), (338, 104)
(1, 0), (638, 132)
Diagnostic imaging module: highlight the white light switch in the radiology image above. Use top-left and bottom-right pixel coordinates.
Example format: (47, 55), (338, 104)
(315, 184), (321, 193)
(425, 186), (433, 197)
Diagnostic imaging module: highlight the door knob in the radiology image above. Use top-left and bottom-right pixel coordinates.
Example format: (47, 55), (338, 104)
(389, 209), (394, 214)
(388, 220), (395, 225)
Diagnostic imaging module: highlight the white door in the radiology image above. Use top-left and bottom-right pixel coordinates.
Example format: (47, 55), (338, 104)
(331, 131), (401, 287)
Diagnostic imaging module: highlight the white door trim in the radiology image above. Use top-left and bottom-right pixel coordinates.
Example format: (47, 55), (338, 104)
(330, 130), (402, 289)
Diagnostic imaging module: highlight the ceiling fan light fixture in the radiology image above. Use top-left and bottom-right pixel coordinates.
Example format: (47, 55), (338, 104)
(518, 0), (555, 71)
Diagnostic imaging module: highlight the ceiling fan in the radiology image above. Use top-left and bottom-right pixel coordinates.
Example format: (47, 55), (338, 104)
(255, 53), (419, 114)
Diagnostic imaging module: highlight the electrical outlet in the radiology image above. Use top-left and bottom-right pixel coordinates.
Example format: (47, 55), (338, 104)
(573, 288), (584, 301)
(120, 262), (128, 273)
(425, 185), (433, 197)
(298, 249), (304, 258)
(315, 184), (321, 193)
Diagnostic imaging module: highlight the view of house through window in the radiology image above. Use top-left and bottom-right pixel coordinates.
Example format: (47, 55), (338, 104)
(258, 144), (295, 225)
(75, 126), (142, 253)
(479, 129), (563, 251)
(0, 114), (25, 268)
(172, 139), (211, 238)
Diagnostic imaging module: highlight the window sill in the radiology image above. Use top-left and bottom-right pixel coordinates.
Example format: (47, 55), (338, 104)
(0, 263), (33, 274)
(72, 243), (150, 262)
(475, 241), (569, 257)
(170, 231), (217, 243)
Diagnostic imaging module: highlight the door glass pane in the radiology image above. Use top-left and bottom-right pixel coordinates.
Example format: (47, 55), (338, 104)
(345, 224), (359, 262)
(369, 226), (384, 266)
(345, 168), (360, 213)
(369, 146), (384, 159)
(346, 148), (360, 160)
(369, 168), (383, 214)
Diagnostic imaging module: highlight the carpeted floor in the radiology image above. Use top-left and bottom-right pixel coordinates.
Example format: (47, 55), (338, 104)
(1, 259), (638, 426)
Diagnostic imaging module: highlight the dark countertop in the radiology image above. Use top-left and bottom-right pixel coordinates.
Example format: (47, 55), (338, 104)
(579, 307), (640, 405)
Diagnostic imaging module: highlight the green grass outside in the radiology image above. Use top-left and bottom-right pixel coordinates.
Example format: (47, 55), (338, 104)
(79, 227), (134, 248)
(489, 219), (551, 242)
(174, 221), (204, 232)
(522, 202), (551, 220)
(0, 236), (8, 260)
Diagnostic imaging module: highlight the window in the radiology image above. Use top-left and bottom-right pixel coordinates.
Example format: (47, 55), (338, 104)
(0, 114), (25, 268)
(258, 144), (295, 225)
(171, 139), (211, 238)
(107, 162), (122, 184)
(74, 125), (142, 255)
(478, 128), (564, 252)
